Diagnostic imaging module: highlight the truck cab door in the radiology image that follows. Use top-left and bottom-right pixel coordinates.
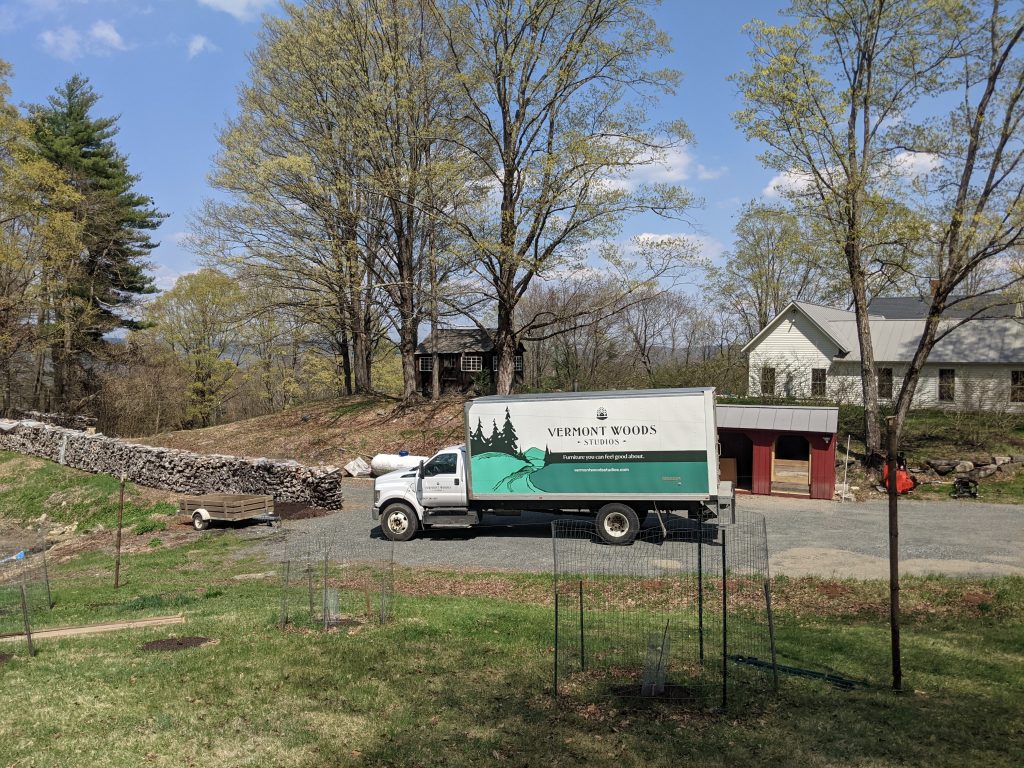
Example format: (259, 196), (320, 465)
(418, 452), (467, 508)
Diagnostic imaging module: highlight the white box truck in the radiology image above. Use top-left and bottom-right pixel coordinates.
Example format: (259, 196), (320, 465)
(372, 388), (733, 544)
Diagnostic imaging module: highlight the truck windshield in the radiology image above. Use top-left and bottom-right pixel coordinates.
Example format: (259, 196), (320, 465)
(422, 453), (457, 477)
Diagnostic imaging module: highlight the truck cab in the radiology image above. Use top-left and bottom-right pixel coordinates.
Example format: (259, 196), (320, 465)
(373, 446), (478, 541)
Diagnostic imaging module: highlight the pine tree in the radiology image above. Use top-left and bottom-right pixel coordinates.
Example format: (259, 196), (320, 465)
(486, 419), (501, 453)
(470, 418), (486, 453)
(498, 407), (518, 457)
(29, 76), (164, 410)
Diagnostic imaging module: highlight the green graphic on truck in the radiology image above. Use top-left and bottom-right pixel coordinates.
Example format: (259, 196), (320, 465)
(466, 393), (715, 498)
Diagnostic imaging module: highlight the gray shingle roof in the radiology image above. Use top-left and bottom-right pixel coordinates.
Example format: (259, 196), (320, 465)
(716, 405), (838, 434)
(416, 328), (495, 355)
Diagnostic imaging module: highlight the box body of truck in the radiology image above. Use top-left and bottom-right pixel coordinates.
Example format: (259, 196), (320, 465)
(373, 388), (728, 544)
(464, 388), (719, 503)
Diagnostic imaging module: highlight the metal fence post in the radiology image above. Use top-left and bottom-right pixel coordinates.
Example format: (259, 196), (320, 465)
(698, 520), (704, 662)
(578, 579), (585, 672)
(721, 527), (728, 709)
(280, 560), (290, 629)
(764, 581), (779, 692)
(553, 591), (559, 698)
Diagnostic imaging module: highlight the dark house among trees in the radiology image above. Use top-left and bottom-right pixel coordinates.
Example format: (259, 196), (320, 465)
(415, 329), (525, 398)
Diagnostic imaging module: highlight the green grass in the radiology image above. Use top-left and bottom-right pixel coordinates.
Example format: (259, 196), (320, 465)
(0, 451), (176, 532)
(0, 534), (1021, 767)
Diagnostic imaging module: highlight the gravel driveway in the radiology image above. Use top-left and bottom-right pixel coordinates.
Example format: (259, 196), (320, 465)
(272, 478), (1024, 578)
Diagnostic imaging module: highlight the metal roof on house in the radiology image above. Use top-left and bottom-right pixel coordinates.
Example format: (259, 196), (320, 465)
(870, 296), (1021, 319)
(716, 405), (839, 434)
(749, 300), (1024, 365)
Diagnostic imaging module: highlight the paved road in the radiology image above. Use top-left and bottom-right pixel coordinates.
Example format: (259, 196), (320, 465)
(270, 478), (1023, 578)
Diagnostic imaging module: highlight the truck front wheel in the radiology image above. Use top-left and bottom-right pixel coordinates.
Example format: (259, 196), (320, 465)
(381, 503), (419, 542)
(595, 504), (640, 545)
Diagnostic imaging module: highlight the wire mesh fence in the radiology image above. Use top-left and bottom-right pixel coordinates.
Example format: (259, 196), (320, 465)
(273, 524), (395, 632)
(552, 511), (776, 709)
(0, 527), (52, 656)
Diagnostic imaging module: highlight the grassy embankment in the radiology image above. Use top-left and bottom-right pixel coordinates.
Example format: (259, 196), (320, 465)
(0, 450), (1022, 766)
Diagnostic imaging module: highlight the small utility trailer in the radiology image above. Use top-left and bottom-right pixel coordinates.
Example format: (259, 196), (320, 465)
(179, 494), (278, 531)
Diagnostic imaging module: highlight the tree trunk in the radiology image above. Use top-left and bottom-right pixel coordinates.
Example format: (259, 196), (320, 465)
(494, 310), (517, 396)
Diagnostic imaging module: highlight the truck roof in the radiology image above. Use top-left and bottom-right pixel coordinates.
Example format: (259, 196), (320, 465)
(471, 387), (714, 404)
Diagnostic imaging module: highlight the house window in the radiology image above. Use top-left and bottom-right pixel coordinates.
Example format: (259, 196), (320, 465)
(811, 368), (826, 397)
(462, 354), (482, 372)
(418, 357), (433, 372)
(1012, 371), (1024, 403)
(877, 367), (893, 400)
(761, 366), (776, 396)
(938, 368), (955, 403)
(442, 356), (455, 368)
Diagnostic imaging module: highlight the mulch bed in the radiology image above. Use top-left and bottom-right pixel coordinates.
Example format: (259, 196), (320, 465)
(141, 636), (212, 652)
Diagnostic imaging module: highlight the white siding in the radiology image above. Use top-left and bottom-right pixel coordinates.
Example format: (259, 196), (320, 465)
(748, 310), (838, 398)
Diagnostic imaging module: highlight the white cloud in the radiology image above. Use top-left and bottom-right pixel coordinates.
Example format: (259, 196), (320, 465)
(893, 151), (941, 178)
(696, 164), (727, 181)
(39, 20), (130, 60)
(150, 264), (196, 292)
(187, 34), (218, 59)
(762, 169), (814, 198)
(634, 232), (726, 262)
(608, 147), (727, 192)
(39, 26), (83, 60)
(89, 20), (127, 53)
(197, 0), (274, 21)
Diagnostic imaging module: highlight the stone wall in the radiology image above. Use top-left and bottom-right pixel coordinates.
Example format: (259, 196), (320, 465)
(0, 421), (344, 509)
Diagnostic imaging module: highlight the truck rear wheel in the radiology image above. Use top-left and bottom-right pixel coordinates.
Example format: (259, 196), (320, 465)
(381, 503), (419, 542)
(595, 504), (640, 545)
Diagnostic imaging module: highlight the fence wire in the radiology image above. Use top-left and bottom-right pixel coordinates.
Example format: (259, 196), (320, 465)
(552, 511), (776, 709)
(0, 528), (52, 656)
(272, 523), (395, 631)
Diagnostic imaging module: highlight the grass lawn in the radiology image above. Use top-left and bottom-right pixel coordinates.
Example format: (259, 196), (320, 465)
(0, 451), (177, 533)
(0, 532), (1021, 767)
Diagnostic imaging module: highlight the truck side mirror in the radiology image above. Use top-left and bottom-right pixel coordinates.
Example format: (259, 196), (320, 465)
(418, 460), (425, 478)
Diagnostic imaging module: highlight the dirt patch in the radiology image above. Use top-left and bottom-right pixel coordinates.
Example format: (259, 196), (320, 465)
(142, 636), (213, 652)
(136, 394), (467, 468)
(44, 488), (90, 512)
(128, 484), (178, 508)
(0, 652), (11, 666)
(0, 455), (46, 480)
(275, 503), (329, 521)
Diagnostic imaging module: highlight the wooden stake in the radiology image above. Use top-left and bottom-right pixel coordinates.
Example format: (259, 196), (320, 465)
(20, 583), (34, 657)
(114, 474), (125, 589)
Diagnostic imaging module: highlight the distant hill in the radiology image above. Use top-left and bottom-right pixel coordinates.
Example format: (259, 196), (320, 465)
(138, 395), (468, 467)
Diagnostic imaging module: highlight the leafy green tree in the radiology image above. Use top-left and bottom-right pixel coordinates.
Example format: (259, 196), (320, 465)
(710, 202), (839, 340)
(434, 0), (696, 394)
(0, 60), (82, 415)
(29, 76), (164, 410)
(144, 269), (244, 428)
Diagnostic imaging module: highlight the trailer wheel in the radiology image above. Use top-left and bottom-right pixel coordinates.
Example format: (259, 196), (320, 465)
(191, 512), (209, 531)
(596, 504), (640, 545)
(380, 503), (418, 542)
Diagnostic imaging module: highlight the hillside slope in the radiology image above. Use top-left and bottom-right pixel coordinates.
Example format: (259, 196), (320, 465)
(138, 395), (468, 466)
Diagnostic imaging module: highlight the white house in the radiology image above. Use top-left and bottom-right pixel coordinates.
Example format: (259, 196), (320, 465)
(743, 299), (1024, 411)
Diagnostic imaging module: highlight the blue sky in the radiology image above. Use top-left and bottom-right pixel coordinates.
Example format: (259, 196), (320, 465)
(0, 0), (785, 290)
